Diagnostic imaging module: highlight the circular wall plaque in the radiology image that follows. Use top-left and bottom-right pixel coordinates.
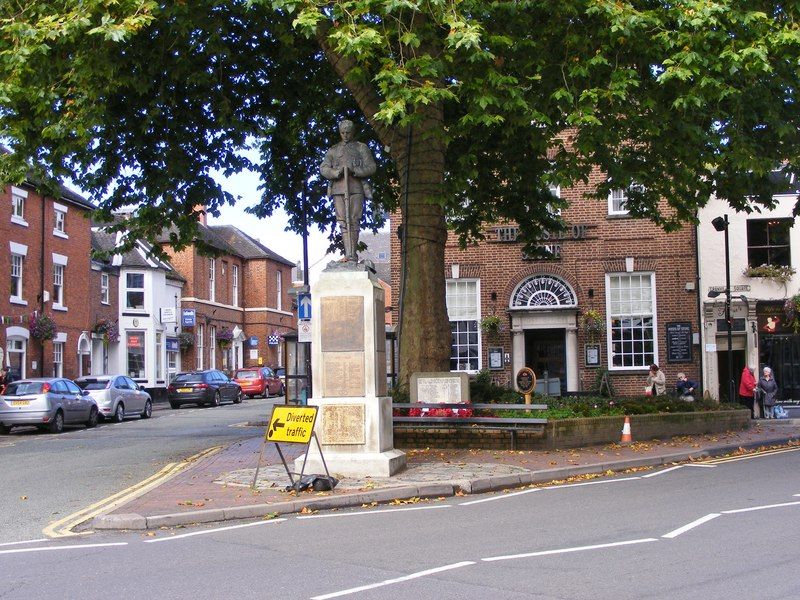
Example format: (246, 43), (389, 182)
(132, 318), (139, 327)
(516, 367), (537, 394)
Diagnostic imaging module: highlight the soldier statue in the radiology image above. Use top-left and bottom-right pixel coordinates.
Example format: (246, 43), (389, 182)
(320, 119), (377, 262)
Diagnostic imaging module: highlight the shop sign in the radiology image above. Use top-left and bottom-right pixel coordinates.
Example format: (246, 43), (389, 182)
(757, 301), (791, 334)
(666, 322), (693, 363)
(166, 338), (179, 352)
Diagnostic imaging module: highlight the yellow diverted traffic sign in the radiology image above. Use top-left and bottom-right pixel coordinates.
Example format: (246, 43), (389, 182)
(266, 405), (317, 444)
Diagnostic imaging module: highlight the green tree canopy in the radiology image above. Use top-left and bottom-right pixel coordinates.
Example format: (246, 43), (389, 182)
(2, 1), (799, 383)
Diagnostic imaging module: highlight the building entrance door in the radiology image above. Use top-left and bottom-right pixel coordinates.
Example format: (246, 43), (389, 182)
(717, 349), (745, 402)
(524, 328), (566, 394)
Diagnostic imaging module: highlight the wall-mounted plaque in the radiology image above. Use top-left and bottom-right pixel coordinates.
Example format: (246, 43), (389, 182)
(488, 347), (504, 370)
(666, 322), (693, 363)
(585, 344), (601, 367)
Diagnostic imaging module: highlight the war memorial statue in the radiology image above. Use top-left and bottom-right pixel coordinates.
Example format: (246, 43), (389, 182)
(320, 119), (377, 262)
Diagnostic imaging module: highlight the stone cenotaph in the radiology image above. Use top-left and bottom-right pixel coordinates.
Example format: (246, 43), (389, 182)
(295, 119), (406, 477)
(294, 263), (406, 477)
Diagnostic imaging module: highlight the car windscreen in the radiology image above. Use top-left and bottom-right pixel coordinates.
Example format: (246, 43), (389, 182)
(76, 380), (110, 390)
(235, 371), (258, 379)
(4, 382), (45, 396)
(173, 373), (203, 383)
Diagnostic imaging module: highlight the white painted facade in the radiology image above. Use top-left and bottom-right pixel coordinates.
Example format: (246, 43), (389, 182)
(698, 191), (800, 400)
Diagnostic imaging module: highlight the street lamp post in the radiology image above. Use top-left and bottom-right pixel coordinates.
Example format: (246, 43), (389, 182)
(710, 215), (735, 403)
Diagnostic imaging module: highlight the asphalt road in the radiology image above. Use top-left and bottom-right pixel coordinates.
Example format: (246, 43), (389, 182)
(0, 395), (282, 542)
(1, 444), (799, 599)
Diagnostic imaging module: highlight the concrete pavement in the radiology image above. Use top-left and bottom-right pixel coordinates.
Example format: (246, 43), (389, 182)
(90, 419), (800, 531)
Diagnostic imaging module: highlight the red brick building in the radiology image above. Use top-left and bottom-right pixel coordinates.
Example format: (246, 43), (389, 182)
(391, 171), (701, 396)
(160, 215), (295, 374)
(0, 180), (95, 379)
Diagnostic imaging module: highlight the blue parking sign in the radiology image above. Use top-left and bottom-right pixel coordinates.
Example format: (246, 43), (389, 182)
(181, 308), (196, 327)
(298, 293), (312, 320)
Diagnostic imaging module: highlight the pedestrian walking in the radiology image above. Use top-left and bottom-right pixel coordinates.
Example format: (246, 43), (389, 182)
(758, 367), (779, 419)
(739, 366), (757, 419)
(646, 364), (666, 396)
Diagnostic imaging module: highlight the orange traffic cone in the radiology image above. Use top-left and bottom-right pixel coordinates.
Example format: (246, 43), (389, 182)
(620, 416), (632, 444)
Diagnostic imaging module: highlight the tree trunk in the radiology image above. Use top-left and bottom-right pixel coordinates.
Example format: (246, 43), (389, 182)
(392, 114), (451, 388)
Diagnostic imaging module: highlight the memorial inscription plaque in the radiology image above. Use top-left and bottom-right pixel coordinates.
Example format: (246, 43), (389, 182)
(321, 296), (364, 352)
(417, 376), (463, 404)
(322, 404), (366, 445)
(323, 351), (365, 397)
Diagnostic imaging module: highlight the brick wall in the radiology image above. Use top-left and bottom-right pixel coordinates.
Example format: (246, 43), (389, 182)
(0, 184), (94, 378)
(390, 164), (702, 396)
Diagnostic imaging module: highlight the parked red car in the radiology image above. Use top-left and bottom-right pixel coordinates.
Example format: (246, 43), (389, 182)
(233, 367), (284, 398)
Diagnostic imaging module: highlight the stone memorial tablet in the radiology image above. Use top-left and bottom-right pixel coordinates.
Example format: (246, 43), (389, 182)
(410, 372), (470, 404)
(323, 351), (365, 397)
(321, 296), (364, 352)
(322, 404), (365, 445)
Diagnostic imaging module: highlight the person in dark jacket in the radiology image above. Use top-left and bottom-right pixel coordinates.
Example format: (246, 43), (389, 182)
(758, 366), (779, 419)
(675, 373), (699, 401)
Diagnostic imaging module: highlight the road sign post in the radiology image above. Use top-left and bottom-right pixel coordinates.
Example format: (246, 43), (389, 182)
(252, 405), (335, 492)
(298, 293), (312, 320)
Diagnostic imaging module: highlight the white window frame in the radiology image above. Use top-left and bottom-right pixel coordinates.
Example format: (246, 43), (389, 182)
(608, 189), (630, 215)
(7, 336), (27, 380)
(53, 341), (64, 378)
(196, 323), (205, 370)
(53, 264), (65, 308)
(100, 273), (110, 305)
(445, 278), (481, 373)
(10, 242), (28, 305)
(126, 331), (146, 379)
(209, 325), (217, 370)
(232, 265), (239, 307)
(606, 272), (658, 370)
(53, 202), (68, 239)
(11, 186), (27, 227)
(125, 272), (146, 311)
(276, 271), (282, 310)
(155, 332), (164, 381)
(209, 259), (216, 302)
(548, 184), (562, 216)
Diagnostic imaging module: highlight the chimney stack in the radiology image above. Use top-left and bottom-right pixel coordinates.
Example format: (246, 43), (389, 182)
(193, 205), (207, 226)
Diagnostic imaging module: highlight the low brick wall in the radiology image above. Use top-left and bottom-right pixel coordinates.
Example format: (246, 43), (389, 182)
(393, 410), (751, 451)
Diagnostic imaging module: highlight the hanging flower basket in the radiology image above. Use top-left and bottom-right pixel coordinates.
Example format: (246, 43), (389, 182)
(216, 327), (234, 348)
(29, 312), (57, 341)
(92, 318), (119, 346)
(784, 294), (800, 333)
(480, 315), (503, 336)
(178, 332), (195, 351)
(580, 309), (605, 342)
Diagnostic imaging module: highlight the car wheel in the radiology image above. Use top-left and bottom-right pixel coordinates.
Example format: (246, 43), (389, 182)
(233, 390), (243, 404)
(169, 400), (180, 409)
(262, 384), (270, 399)
(49, 410), (64, 434)
(86, 406), (99, 428)
(113, 402), (125, 423)
(212, 391), (221, 407)
(0, 424), (10, 435)
(141, 399), (152, 419)
(279, 384), (285, 397)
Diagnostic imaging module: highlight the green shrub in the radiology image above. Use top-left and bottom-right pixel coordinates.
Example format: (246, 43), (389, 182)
(470, 370), (524, 404)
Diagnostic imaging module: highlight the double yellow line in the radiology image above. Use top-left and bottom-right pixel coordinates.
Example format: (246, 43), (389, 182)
(703, 445), (800, 465)
(43, 446), (222, 538)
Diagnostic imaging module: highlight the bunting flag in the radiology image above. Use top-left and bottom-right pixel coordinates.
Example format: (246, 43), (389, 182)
(268, 333), (280, 346)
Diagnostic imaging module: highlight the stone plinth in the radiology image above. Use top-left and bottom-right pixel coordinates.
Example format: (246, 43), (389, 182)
(296, 264), (406, 478)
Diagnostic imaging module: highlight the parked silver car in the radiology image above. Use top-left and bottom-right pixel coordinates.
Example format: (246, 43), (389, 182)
(74, 375), (152, 422)
(0, 378), (98, 434)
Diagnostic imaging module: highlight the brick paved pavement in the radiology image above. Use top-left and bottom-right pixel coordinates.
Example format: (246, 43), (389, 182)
(110, 420), (799, 523)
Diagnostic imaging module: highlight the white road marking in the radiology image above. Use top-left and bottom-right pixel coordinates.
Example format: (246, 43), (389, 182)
(482, 538), (658, 562)
(144, 518), (286, 543)
(459, 488), (540, 506)
(685, 463), (717, 468)
(662, 513), (721, 539)
(298, 505), (451, 520)
(310, 561), (475, 600)
(641, 465), (684, 478)
(0, 542), (127, 556)
(722, 501), (800, 514)
(0, 538), (49, 548)
(705, 446), (800, 464)
(540, 476), (640, 489)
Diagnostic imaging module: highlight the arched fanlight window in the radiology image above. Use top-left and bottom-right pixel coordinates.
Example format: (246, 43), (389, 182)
(511, 274), (577, 308)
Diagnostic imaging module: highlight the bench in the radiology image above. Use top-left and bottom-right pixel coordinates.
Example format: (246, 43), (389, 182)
(392, 403), (548, 450)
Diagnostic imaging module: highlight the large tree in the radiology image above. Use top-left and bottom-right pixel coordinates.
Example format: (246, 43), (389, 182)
(2, 1), (800, 386)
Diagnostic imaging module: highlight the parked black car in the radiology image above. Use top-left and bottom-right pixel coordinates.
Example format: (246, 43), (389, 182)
(167, 370), (242, 409)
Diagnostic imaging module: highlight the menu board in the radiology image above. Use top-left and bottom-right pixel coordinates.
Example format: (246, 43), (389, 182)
(666, 322), (692, 363)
